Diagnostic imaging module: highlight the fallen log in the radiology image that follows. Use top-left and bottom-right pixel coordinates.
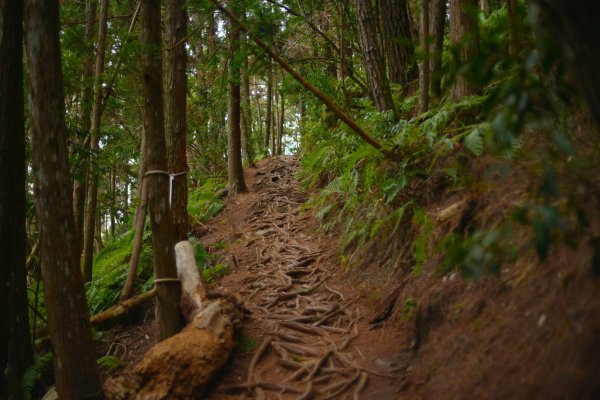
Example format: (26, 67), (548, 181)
(90, 287), (157, 328)
(105, 240), (244, 399)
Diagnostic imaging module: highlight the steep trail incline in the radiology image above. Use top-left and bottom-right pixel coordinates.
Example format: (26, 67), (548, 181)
(200, 156), (403, 399)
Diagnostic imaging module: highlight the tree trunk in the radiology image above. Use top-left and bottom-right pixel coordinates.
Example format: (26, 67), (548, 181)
(165, 0), (189, 242)
(241, 52), (254, 166)
(272, 86), (278, 156)
(120, 144), (148, 302)
(278, 92), (285, 155)
(25, 0), (103, 397)
(480, 0), (490, 16)
(506, 0), (518, 56)
(419, 0), (430, 113)
(227, 5), (248, 194)
(110, 167), (116, 238)
(381, 0), (416, 89)
(265, 61), (273, 154)
(0, 0), (33, 396)
(82, 0), (109, 283)
(73, 0), (97, 258)
(430, 0), (446, 98)
(449, 0), (479, 102)
(141, 0), (184, 341)
(355, 0), (396, 116)
(531, 0), (600, 131)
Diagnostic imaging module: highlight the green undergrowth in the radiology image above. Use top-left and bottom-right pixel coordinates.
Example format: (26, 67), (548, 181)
(299, 7), (596, 279)
(85, 177), (228, 315)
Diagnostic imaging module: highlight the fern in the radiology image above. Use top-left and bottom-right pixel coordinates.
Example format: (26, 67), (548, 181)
(22, 352), (53, 400)
(464, 126), (485, 156)
(97, 355), (125, 370)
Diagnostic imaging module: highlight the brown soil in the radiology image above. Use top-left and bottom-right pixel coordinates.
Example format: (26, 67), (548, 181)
(99, 155), (600, 399)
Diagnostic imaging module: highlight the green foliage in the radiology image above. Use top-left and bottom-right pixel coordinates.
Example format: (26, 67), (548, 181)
(413, 208), (435, 273)
(402, 298), (418, 321)
(97, 355), (125, 370)
(203, 263), (230, 285)
(22, 352), (53, 400)
(439, 229), (515, 280)
(187, 178), (227, 224)
(87, 228), (154, 315)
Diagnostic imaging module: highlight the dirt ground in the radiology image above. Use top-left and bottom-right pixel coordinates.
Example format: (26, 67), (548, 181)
(99, 156), (600, 399)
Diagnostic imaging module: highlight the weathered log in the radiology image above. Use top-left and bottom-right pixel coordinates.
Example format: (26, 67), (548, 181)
(105, 241), (243, 399)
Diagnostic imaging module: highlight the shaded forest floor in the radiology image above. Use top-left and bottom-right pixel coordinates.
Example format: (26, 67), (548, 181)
(99, 156), (600, 399)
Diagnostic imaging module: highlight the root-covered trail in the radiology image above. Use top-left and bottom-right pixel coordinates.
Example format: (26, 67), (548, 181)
(201, 156), (402, 399)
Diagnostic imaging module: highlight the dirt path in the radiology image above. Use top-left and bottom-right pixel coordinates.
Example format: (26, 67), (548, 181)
(200, 156), (403, 399)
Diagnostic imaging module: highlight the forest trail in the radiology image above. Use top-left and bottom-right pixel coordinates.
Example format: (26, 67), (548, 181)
(198, 156), (404, 399)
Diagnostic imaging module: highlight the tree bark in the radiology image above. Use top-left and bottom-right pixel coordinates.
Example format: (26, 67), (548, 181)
(141, 0), (184, 340)
(430, 0), (446, 98)
(419, 0), (430, 113)
(355, 0), (396, 116)
(381, 0), (416, 89)
(449, 0), (479, 102)
(120, 178), (148, 301)
(241, 51), (254, 165)
(0, 0), (33, 396)
(278, 92), (285, 155)
(227, 4), (248, 193)
(265, 61), (273, 154)
(82, 0), (109, 283)
(25, 0), (103, 397)
(73, 0), (97, 258)
(165, 0), (189, 242)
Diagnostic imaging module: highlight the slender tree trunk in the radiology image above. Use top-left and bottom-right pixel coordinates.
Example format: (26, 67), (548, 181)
(419, 0), (430, 113)
(506, 0), (518, 56)
(480, 0), (490, 16)
(381, 0), (416, 89)
(227, 5), (248, 193)
(25, 0), (103, 397)
(449, 0), (479, 102)
(141, 0), (184, 340)
(82, 0), (109, 283)
(0, 0), (33, 396)
(278, 92), (285, 155)
(73, 0), (97, 258)
(241, 52), (254, 165)
(265, 61), (273, 154)
(165, 0), (189, 241)
(120, 178), (148, 301)
(272, 86), (278, 156)
(430, 0), (446, 98)
(110, 167), (116, 238)
(355, 0), (396, 116)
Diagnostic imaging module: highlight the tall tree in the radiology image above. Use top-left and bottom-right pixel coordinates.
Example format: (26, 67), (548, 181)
(381, 0), (416, 89)
(0, 0), (32, 396)
(264, 60), (273, 154)
(419, 0), (430, 113)
(355, 0), (396, 116)
(82, 0), (109, 283)
(141, 0), (184, 340)
(241, 46), (254, 165)
(165, 0), (189, 241)
(430, 0), (447, 98)
(449, 0), (479, 101)
(25, 0), (103, 397)
(227, 1), (248, 193)
(73, 0), (97, 257)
